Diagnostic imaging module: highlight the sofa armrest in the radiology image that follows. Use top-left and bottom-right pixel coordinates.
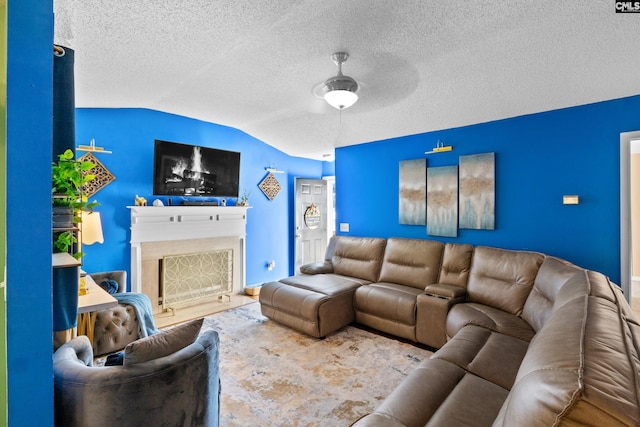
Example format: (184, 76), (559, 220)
(417, 284), (467, 349)
(54, 335), (94, 367)
(424, 283), (466, 299)
(300, 261), (334, 275)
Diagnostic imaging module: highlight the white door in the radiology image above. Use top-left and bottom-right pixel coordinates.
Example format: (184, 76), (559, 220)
(294, 178), (328, 273)
(620, 130), (640, 304)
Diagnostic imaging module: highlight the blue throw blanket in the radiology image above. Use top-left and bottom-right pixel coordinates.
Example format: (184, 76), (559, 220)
(113, 292), (159, 338)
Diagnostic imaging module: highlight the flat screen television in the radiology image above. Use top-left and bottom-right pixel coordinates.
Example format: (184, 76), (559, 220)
(153, 139), (240, 198)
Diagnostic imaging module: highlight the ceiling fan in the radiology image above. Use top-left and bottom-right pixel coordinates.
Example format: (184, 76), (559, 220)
(322, 52), (359, 110)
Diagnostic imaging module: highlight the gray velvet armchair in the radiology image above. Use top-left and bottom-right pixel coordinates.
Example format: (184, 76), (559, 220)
(53, 330), (220, 427)
(88, 270), (140, 356)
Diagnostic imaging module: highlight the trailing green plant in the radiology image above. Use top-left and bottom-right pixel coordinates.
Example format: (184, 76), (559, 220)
(52, 149), (99, 258)
(53, 229), (77, 253)
(52, 149), (99, 212)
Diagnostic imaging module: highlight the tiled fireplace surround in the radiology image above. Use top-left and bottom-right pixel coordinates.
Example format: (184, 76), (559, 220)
(129, 206), (249, 317)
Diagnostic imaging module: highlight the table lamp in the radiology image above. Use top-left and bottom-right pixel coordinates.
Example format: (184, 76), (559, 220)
(79, 211), (104, 295)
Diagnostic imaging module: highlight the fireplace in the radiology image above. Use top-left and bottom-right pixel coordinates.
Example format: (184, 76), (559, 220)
(129, 205), (249, 315)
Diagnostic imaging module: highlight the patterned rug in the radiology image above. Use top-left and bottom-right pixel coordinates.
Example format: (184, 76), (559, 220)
(201, 302), (433, 426)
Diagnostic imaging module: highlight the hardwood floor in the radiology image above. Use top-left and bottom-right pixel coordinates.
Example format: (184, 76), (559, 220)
(154, 293), (258, 328)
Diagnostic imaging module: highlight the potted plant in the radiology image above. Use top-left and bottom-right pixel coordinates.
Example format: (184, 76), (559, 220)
(52, 149), (99, 258)
(238, 189), (250, 206)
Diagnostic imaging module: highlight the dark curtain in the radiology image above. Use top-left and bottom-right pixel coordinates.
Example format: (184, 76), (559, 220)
(52, 45), (78, 332)
(52, 45), (75, 160)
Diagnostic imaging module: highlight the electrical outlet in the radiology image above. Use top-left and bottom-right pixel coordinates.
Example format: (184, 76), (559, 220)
(339, 223), (349, 232)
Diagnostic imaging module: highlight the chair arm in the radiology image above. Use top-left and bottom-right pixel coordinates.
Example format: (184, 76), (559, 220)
(300, 261), (334, 275)
(54, 335), (94, 367)
(424, 283), (466, 299)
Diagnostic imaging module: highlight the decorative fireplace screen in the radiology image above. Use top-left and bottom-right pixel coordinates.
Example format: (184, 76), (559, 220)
(161, 249), (233, 311)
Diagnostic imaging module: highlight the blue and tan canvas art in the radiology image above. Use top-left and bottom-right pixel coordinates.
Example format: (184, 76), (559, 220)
(459, 152), (495, 230)
(427, 165), (458, 237)
(399, 159), (426, 225)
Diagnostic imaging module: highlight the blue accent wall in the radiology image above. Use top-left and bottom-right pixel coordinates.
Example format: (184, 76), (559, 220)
(6, 1), (640, 423)
(6, 0), (55, 425)
(76, 108), (326, 284)
(336, 95), (640, 285)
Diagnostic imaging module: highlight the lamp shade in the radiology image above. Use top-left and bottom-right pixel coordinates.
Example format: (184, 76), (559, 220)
(324, 89), (359, 110)
(80, 211), (104, 245)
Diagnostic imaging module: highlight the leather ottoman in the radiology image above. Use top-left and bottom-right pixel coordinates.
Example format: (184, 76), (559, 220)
(259, 274), (367, 338)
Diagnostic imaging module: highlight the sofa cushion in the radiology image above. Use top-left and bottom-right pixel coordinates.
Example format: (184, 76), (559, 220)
(355, 283), (424, 326)
(494, 270), (640, 426)
(432, 325), (529, 390)
(467, 246), (544, 316)
(377, 238), (444, 289)
(331, 236), (387, 283)
(446, 302), (535, 342)
(354, 358), (508, 427)
(279, 273), (368, 294)
(522, 256), (581, 332)
(123, 318), (203, 365)
(439, 243), (474, 287)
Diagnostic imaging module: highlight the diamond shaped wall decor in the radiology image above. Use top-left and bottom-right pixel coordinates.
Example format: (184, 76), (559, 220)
(259, 172), (282, 201)
(79, 152), (116, 197)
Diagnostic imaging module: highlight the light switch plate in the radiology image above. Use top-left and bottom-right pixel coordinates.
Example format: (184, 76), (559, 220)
(339, 223), (349, 232)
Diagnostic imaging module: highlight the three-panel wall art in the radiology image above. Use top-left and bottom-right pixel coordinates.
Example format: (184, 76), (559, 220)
(399, 152), (495, 237)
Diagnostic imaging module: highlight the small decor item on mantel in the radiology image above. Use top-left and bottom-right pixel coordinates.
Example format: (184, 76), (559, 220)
(135, 195), (148, 206)
(237, 189), (250, 206)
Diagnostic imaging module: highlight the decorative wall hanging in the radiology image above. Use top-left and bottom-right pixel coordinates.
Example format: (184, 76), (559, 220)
(79, 152), (116, 197)
(259, 171), (282, 201)
(399, 159), (426, 225)
(427, 165), (458, 237)
(459, 152), (495, 230)
(304, 203), (321, 229)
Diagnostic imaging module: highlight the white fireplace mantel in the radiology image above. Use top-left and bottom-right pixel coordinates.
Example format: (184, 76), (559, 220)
(128, 205), (249, 294)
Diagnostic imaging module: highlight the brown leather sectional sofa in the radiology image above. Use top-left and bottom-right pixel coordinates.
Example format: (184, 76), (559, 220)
(259, 236), (640, 426)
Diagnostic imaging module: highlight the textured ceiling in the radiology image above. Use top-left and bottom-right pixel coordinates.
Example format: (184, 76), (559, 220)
(53, 1), (640, 160)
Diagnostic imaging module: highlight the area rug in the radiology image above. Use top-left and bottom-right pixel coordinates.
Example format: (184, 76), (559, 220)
(201, 302), (433, 426)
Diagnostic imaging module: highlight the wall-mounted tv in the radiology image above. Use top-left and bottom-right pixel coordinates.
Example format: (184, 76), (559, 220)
(153, 139), (240, 198)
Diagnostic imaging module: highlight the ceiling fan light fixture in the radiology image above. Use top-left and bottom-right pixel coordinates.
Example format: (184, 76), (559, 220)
(323, 52), (359, 110)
